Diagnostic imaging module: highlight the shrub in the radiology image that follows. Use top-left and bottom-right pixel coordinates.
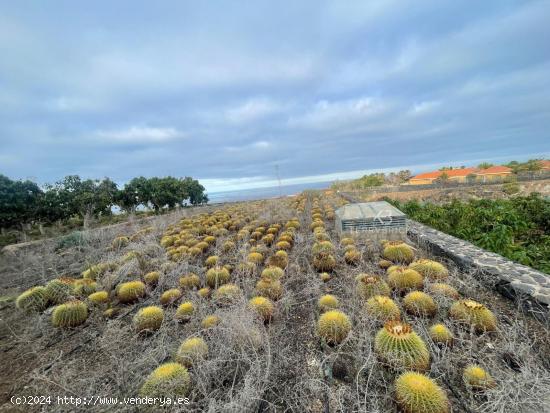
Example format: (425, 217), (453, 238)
(449, 299), (497, 332)
(16, 287), (49, 312)
(160, 288), (182, 306)
(383, 241), (415, 263)
(317, 294), (339, 312)
(356, 275), (390, 299)
(364, 296), (400, 322)
(140, 363), (190, 397)
(317, 310), (351, 345)
(374, 321), (430, 371)
(117, 281), (146, 303)
(395, 372), (449, 413)
(176, 337), (208, 367)
(111, 235), (129, 249)
(133, 306), (164, 333)
(249, 296), (274, 322)
(403, 291), (437, 317)
(52, 300), (88, 328)
(409, 260), (449, 281)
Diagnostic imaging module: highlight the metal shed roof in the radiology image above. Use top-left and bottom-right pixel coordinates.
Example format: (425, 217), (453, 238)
(335, 201), (405, 220)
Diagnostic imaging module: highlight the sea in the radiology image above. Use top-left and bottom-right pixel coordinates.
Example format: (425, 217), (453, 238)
(207, 181), (333, 204)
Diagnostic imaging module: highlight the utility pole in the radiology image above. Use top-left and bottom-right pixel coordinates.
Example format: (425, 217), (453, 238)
(275, 164), (282, 197)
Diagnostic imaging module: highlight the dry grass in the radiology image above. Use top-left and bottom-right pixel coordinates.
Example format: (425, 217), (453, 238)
(0, 195), (549, 412)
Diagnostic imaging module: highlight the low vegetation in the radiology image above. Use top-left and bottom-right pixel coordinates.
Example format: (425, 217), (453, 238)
(388, 194), (550, 274)
(1, 192), (549, 412)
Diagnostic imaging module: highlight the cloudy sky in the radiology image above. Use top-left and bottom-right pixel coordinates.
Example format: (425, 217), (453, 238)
(1, 1), (549, 192)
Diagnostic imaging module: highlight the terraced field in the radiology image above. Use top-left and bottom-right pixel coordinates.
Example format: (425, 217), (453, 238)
(1, 193), (549, 412)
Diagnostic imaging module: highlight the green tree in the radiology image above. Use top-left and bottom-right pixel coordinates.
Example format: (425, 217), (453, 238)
(181, 177), (208, 205)
(0, 175), (42, 230)
(477, 162), (494, 169)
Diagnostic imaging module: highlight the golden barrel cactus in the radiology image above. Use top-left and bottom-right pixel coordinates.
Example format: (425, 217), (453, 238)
(409, 259), (449, 281)
(429, 324), (453, 346)
(395, 372), (449, 413)
(144, 271), (160, 286)
(449, 299), (497, 332)
(403, 291), (438, 317)
(213, 284), (242, 305)
(206, 267), (230, 288)
(88, 291), (109, 305)
(175, 301), (194, 322)
(256, 278), (283, 301)
(133, 306), (164, 332)
(388, 268), (423, 292)
(374, 321), (430, 371)
(383, 241), (415, 263)
(248, 296), (275, 322)
(365, 296), (400, 322)
(117, 280), (146, 303)
(317, 310), (351, 345)
(356, 275), (391, 299)
(428, 283), (460, 300)
(16, 286), (49, 312)
(52, 300), (88, 328)
(140, 362), (190, 397)
(317, 294), (340, 312)
(201, 314), (221, 329)
(160, 288), (183, 306)
(176, 337), (208, 367)
(463, 364), (496, 390)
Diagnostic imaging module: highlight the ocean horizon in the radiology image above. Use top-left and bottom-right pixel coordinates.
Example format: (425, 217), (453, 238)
(207, 180), (333, 203)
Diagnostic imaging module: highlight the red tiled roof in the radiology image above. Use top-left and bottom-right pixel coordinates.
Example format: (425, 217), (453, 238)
(411, 167), (477, 180)
(474, 166), (512, 175)
(539, 160), (550, 169)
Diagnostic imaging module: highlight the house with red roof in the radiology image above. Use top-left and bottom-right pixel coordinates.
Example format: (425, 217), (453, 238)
(409, 167), (478, 185)
(474, 165), (513, 182)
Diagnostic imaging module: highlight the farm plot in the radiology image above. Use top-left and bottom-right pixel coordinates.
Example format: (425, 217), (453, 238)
(1, 193), (549, 412)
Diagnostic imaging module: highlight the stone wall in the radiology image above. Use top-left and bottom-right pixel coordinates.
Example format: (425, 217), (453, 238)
(407, 220), (549, 322)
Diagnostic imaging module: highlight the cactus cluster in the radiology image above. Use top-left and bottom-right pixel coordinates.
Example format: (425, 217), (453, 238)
(74, 279), (98, 297)
(395, 372), (449, 413)
(449, 299), (497, 332)
(317, 310), (351, 345)
(52, 300), (88, 328)
(374, 321), (430, 371)
(140, 362), (190, 397)
(133, 306), (164, 332)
